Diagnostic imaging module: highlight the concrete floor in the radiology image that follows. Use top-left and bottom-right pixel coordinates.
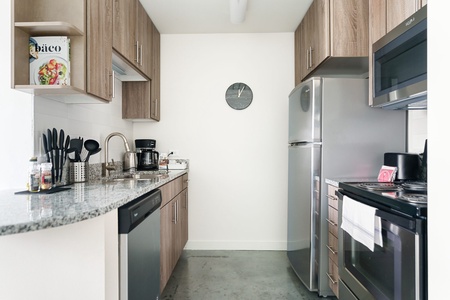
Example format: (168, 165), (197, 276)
(161, 250), (337, 300)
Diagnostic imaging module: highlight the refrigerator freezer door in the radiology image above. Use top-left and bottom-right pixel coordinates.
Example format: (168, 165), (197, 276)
(287, 143), (321, 291)
(288, 78), (322, 144)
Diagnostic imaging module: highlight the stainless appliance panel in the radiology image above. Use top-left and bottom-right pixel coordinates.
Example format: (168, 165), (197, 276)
(119, 190), (161, 300)
(288, 77), (322, 143)
(287, 143), (321, 291)
(372, 5), (427, 110)
(339, 195), (425, 300)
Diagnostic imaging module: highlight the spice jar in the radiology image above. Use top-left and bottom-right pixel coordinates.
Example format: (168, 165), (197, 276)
(40, 162), (53, 190)
(27, 157), (40, 192)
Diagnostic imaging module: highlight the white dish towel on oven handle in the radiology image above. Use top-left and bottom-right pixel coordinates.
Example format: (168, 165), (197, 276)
(341, 196), (383, 251)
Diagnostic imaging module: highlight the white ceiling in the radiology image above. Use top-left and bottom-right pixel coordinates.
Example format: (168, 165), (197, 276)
(140, 0), (313, 34)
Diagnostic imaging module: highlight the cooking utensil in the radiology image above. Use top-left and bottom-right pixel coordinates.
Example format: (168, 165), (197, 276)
(42, 133), (50, 162)
(59, 129), (65, 181)
(70, 138), (83, 162)
(63, 135), (70, 165)
(84, 139), (100, 162)
(53, 128), (59, 181)
(47, 129), (55, 184)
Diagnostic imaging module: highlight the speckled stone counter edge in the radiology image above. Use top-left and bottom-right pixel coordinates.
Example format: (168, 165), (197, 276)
(0, 168), (188, 236)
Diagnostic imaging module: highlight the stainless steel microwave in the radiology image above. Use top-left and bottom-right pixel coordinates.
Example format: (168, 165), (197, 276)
(372, 6), (427, 110)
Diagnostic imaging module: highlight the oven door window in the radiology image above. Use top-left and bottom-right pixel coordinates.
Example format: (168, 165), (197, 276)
(344, 218), (416, 300)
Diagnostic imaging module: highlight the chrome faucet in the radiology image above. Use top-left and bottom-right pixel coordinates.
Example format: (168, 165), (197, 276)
(102, 132), (136, 177)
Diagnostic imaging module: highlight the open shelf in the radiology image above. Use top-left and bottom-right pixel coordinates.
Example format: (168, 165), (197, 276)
(15, 21), (84, 36)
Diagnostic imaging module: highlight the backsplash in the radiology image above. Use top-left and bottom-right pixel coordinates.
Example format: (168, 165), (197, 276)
(408, 110), (428, 153)
(33, 78), (133, 165)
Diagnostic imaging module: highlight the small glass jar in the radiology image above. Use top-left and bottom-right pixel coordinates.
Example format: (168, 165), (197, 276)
(40, 162), (53, 190)
(28, 157), (40, 192)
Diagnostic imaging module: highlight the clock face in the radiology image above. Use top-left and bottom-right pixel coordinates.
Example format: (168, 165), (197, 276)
(225, 82), (253, 110)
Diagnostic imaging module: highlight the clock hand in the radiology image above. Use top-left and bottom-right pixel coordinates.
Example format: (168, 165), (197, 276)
(238, 85), (245, 97)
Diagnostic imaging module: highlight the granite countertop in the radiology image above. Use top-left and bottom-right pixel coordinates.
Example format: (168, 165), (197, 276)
(0, 170), (187, 236)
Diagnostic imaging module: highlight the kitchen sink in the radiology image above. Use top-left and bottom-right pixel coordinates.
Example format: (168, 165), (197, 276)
(106, 172), (170, 182)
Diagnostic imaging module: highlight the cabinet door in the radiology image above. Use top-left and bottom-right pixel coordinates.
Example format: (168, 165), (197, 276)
(87, 0), (113, 101)
(294, 25), (302, 86)
(160, 201), (176, 292)
(179, 189), (189, 250)
(122, 81), (151, 119)
(151, 23), (161, 121)
(311, 0), (330, 70)
(298, 0), (329, 81)
(136, 1), (153, 77)
(113, 0), (136, 64)
(330, 0), (368, 57)
(386, 0), (418, 32)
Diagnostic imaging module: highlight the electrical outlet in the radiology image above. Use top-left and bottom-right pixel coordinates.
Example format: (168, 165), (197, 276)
(168, 149), (179, 157)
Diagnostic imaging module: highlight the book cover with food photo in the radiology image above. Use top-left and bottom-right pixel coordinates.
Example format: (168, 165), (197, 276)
(29, 36), (70, 86)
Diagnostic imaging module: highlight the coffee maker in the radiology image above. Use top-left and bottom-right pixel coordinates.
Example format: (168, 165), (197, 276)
(135, 139), (159, 171)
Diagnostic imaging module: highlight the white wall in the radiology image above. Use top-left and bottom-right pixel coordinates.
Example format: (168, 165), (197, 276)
(428, 2), (449, 299)
(408, 110), (427, 153)
(133, 33), (294, 250)
(0, 0), (34, 190)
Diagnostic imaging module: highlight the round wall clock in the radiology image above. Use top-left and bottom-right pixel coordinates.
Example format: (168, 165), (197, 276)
(225, 82), (253, 110)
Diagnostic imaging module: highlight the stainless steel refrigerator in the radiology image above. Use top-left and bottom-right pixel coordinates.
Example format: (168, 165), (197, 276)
(287, 77), (406, 296)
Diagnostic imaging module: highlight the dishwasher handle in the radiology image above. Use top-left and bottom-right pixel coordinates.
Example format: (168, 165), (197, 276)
(118, 189), (162, 234)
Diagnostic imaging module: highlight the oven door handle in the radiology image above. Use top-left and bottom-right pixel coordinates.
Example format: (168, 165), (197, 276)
(375, 210), (416, 231)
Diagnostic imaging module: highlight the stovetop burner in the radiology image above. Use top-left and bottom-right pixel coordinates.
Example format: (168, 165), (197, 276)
(357, 182), (402, 191)
(398, 193), (427, 203)
(339, 181), (427, 218)
(402, 181), (427, 192)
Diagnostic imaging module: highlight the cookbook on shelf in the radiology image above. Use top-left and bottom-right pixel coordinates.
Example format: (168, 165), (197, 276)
(29, 36), (70, 86)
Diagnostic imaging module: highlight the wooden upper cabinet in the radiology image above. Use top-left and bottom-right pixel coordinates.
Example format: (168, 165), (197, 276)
(294, 26), (302, 87)
(151, 23), (161, 121)
(113, 0), (152, 78)
(330, 0), (368, 57)
(11, 0), (116, 103)
(113, 0), (136, 67)
(136, 1), (153, 77)
(295, 0), (368, 83)
(386, 0), (426, 33)
(87, 0), (113, 101)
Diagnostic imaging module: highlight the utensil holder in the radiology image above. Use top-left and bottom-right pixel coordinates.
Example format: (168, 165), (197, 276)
(70, 162), (88, 183)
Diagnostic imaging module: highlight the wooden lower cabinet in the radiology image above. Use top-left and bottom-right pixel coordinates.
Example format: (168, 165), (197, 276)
(327, 184), (339, 297)
(160, 174), (189, 292)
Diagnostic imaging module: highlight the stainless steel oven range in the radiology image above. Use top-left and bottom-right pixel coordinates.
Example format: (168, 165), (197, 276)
(337, 181), (427, 300)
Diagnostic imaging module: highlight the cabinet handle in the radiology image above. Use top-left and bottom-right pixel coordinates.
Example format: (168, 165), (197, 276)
(306, 48), (309, 70)
(326, 245), (338, 255)
(139, 44), (143, 66)
(309, 46), (313, 69)
(326, 272), (338, 285)
(172, 202), (176, 224)
(111, 70), (115, 99)
(176, 200), (178, 224)
(135, 41), (140, 64)
(326, 195), (337, 201)
(326, 218), (337, 227)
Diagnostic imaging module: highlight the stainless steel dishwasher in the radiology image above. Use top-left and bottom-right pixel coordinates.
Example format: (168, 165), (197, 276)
(118, 189), (162, 300)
